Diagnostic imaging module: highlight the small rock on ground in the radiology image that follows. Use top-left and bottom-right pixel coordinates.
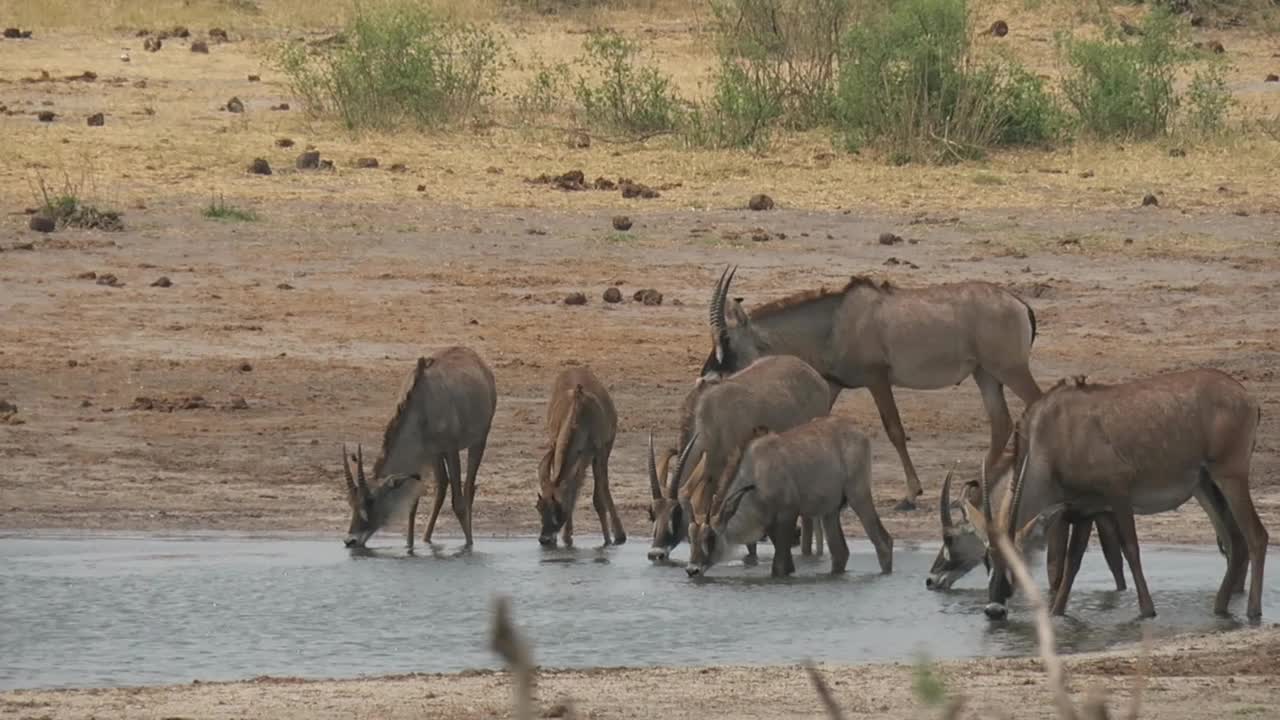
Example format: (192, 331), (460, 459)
(150, 276), (172, 287)
(296, 151), (320, 169)
(633, 288), (663, 305)
(611, 216), (633, 231)
(247, 158), (272, 175)
(878, 232), (904, 245)
(354, 157), (379, 169)
(603, 287), (623, 303)
(275, 138), (294, 148)
(29, 216), (55, 233)
(87, 112), (104, 126)
(190, 40), (209, 53)
(989, 20), (1009, 36)
(36, 111), (55, 122)
(748, 194), (774, 211)
(1142, 193), (1159, 207)
(225, 96), (244, 113)
(143, 37), (162, 52)
(564, 292), (588, 306)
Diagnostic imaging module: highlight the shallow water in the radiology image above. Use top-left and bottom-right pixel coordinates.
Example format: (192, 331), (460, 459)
(0, 532), (1270, 690)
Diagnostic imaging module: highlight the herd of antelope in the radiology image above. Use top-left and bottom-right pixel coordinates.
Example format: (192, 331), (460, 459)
(339, 265), (1268, 622)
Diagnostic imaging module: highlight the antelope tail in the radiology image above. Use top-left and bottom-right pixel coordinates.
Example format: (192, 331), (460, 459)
(549, 384), (585, 485)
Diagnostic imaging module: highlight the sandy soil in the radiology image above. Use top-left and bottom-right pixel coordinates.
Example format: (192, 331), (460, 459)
(2, 1), (1280, 714)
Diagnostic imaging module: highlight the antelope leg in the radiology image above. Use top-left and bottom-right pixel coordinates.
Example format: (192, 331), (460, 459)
(423, 456), (449, 543)
(1112, 506), (1157, 619)
(1050, 518), (1093, 616)
(865, 375), (923, 508)
(1094, 514), (1128, 591)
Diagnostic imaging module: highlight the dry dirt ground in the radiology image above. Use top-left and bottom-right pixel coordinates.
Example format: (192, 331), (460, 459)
(2, 0), (1280, 715)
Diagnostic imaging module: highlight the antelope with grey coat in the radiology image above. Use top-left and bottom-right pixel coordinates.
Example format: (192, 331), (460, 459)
(701, 266), (1041, 510)
(342, 346), (497, 549)
(686, 416), (894, 578)
(535, 366), (625, 547)
(984, 370), (1265, 621)
(649, 355), (833, 564)
(926, 454), (1130, 595)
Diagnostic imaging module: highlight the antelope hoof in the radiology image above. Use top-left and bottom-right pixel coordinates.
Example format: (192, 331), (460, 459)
(686, 565), (703, 577)
(612, 532), (627, 546)
(984, 602), (1008, 620)
(743, 554), (759, 567)
(894, 498), (917, 512)
(1139, 608), (1158, 619)
(538, 535), (557, 548)
(647, 548), (669, 562)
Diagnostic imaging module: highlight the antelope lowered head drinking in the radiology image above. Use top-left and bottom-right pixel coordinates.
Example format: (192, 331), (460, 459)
(341, 443), (422, 548)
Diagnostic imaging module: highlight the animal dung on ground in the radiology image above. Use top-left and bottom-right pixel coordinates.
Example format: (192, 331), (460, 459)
(150, 276), (173, 288)
(633, 288), (663, 305)
(295, 150), (321, 169)
(389, 163), (407, 173)
(143, 36), (162, 52)
(1141, 193), (1159, 207)
(354, 157), (379, 169)
(36, 111), (55, 122)
(247, 73), (260, 82)
(87, 113), (105, 127)
(247, 158), (272, 175)
(989, 20), (1009, 36)
(748, 193), (774, 211)
(227, 396), (249, 410)
(603, 287), (623, 303)
(270, 103), (289, 111)
(275, 138), (294, 148)
(190, 40), (209, 53)
(620, 179), (659, 199)
(4, 28), (33, 39)
(878, 232), (904, 245)
(209, 28), (229, 43)
(611, 215), (632, 231)
(29, 215), (56, 233)
(563, 292), (588, 306)
(1267, 74), (1279, 82)
(225, 96), (245, 113)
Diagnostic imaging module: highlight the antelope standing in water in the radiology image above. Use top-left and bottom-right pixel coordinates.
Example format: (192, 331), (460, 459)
(701, 267), (1041, 510)
(984, 370), (1266, 620)
(535, 366), (625, 547)
(686, 418), (894, 578)
(647, 356), (832, 563)
(342, 346), (497, 549)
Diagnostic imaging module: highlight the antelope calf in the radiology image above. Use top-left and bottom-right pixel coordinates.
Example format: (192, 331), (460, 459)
(686, 417), (894, 578)
(985, 370), (1266, 620)
(343, 346), (497, 549)
(535, 366), (624, 547)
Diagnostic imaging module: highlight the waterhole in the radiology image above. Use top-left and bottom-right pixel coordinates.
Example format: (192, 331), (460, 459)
(0, 532), (1269, 690)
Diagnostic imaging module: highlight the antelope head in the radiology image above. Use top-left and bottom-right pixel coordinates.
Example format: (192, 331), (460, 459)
(686, 426), (768, 577)
(982, 438), (1062, 619)
(700, 265), (757, 378)
(647, 432), (698, 562)
(342, 444), (420, 548)
(685, 498), (721, 577)
(925, 466), (991, 590)
(534, 450), (568, 547)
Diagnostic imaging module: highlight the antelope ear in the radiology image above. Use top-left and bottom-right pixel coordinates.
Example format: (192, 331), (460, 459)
(1016, 504), (1065, 553)
(727, 298), (749, 327)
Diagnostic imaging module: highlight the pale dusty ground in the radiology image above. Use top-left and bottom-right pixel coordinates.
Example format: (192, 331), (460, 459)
(2, 0), (1280, 714)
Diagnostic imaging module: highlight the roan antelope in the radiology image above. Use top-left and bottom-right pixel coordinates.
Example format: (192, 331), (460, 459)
(648, 355), (833, 563)
(984, 370), (1266, 620)
(342, 346), (497, 549)
(700, 266), (1041, 511)
(535, 366), (625, 547)
(685, 417), (894, 578)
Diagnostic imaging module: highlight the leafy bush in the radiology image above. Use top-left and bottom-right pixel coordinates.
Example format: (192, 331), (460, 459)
(1185, 59), (1235, 134)
(1058, 9), (1182, 138)
(834, 0), (1062, 163)
(277, 3), (504, 130)
(574, 31), (683, 134)
(682, 60), (784, 150)
(203, 195), (258, 222)
(31, 173), (124, 231)
(512, 57), (573, 118)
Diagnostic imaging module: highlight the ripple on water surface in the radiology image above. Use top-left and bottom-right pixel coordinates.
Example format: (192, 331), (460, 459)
(0, 533), (1266, 690)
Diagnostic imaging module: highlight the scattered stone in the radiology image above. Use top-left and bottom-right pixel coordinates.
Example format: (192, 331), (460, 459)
(225, 96), (245, 113)
(96, 273), (123, 287)
(1267, 74), (1280, 83)
(603, 287), (623, 303)
(543, 704), (572, 719)
(389, 163), (407, 173)
(620, 179), (659, 199)
(611, 215), (633, 231)
(36, 111), (55, 122)
(1141, 193), (1159, 207)
(486, 166), (504, 175)
(750, 228), (772, 243)
(67, 71), (98, 82)
(592, 177), (616, 191)
(133, 79), (147, 89)
(29, 215), (55, 233)
(228, 396), (250, 410)
(417, 184), (427, 192)
(247, 73), (260, 82)
(634, 288), (664, 306)
(878, 232), (904, 246)
(87, 112), (105, 127)
(247, 158), (272, 175)
(0, 399), (16, 414)
(275, 138), (294, 148)
(12, 242), (34, 250)
(77, 271), (97, 280)
(567, 131), (591, 149)
(131, 395), (207, 412)
(526, 228), (547, 236)
(4, 28), (32, 39)
(270, 103), (289, 111)
(209, 28), (229, 43)
(295, 150), (321, 169)
(277, 282), (294, 290)
(354, 157), (380, 169)
(989, 20), (1009, 37)
(1079, 170), (1095, 179)
(884, 257), (920, 269)
(190, 40), (209, 54)
(564, 292), (588, 306)
(1168, 147), (1186, 157)
(748, 193), (774, 211)
(150, 276), (172, 287)
(172, 25), (190, 38)
(239, 362), (253, 372)
(143, 36), (162, 52)
(318, 159), (333, 170)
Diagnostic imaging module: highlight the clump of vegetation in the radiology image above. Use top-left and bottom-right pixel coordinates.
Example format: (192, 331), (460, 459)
(512, 56), (574, 118)
(203, 195), (258, 222)
(277, 2), (504, 130)
(31, 174), (124, 232)
(834, 0), (1063, 163)
(1185, 58), (1236, 134)
(573, 30), (684, 134)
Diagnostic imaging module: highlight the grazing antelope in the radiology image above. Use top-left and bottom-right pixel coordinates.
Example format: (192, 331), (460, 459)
(535, 366), (624, 547)
(342, 346), (497, 549)
(701, 266), (1041, 511)
(984, 370), (1266, 620)
(647, 355), (833, 563)
(926, 459), (1129, 594)
(685, 417), (894, 578)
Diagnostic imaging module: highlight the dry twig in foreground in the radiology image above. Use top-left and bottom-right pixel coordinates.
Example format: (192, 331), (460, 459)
(490, 595), (535, 720)
(803, 660), (847, 720)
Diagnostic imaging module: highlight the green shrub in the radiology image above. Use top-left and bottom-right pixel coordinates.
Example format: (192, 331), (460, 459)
(834, 0), (1061, 163)
(682, 59), (784, 150)
(1185, 59), (1235, 134)
(574, 31), (683, 134)
(277, 3), (504, 130)
(31, 173), (124, 231)
(1058, 9), (1182, 138)
(513, 57), (573, 118)
(203, 195), (258, 222)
